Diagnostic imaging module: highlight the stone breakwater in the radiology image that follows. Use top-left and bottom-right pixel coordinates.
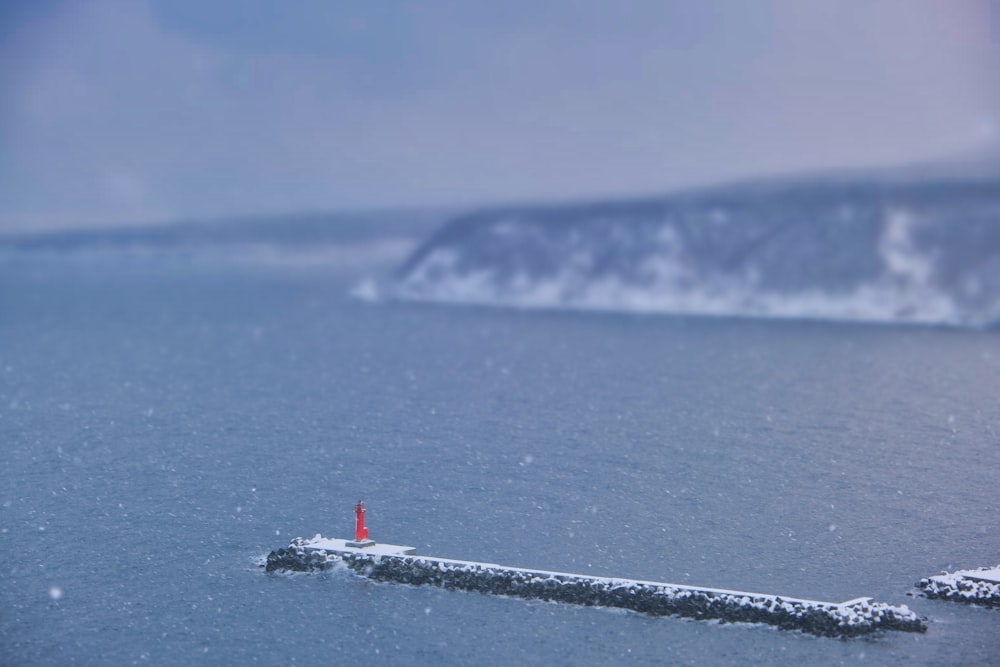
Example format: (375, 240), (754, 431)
(918, 566), (1000, 607)
(265, 540), (926, 637)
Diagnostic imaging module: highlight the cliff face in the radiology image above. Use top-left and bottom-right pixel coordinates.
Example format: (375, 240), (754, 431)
(394, 179), (1000, 327)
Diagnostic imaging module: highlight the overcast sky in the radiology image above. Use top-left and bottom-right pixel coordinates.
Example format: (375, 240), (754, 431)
(1, 0), (998, 231)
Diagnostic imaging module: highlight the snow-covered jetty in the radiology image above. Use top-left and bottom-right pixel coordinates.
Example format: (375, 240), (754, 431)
(918, 566), (1000, 607)
(266, 535), (925, 637)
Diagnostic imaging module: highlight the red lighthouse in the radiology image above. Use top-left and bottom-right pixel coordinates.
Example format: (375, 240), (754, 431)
(354, 500), (369, 541)
(346, 500), (375, 548)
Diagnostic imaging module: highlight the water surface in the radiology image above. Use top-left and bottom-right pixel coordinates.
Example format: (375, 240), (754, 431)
(2, 260), (998, 665)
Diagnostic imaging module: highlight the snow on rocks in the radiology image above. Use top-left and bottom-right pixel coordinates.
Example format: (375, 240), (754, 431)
(265, 535), (926, 637)
(918, 566), (1000, 607)
(265, 544), (339, 573)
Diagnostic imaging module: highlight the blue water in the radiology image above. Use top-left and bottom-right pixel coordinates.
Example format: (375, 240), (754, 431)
(2, 259), (998, 665)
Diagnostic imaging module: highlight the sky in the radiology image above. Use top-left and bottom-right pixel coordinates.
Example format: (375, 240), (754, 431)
(1, 0), (998, 232)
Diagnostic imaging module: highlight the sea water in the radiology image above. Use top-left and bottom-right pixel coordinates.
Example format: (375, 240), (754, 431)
(1, 258), (998, 665)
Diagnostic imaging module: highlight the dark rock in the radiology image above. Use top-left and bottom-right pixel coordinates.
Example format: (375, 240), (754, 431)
(265, 542), (927, 637)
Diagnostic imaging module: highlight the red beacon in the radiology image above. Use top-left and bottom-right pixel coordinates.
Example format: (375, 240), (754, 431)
(348, 500), (374, 547)
(354, 500), (369, 541)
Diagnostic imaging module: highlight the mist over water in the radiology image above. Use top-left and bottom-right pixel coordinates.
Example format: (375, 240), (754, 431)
(2, 0), (998, 230)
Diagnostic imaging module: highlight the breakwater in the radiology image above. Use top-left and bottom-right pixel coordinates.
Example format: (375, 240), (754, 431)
(266, 536), (925, 637)
(918, 566), (1000, 607)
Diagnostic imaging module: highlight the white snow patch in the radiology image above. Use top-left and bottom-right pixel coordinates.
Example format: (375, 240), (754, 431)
(349, 278), (381, 303)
